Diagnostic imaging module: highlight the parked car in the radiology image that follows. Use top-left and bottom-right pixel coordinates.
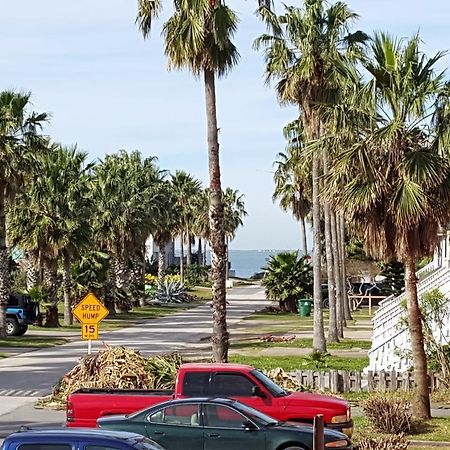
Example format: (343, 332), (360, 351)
(67, 363), (353, 436)
(98, 397), (353, 450)
(6, 294), (40, 336)
(1, 428), (165, 450)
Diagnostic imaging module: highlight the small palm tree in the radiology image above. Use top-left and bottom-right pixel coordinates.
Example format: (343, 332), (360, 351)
(137, 0), (239, 362)
(262, 252), (313, 312)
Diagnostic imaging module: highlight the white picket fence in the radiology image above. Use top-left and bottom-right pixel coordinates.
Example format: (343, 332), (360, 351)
(290, 369), (447, 393)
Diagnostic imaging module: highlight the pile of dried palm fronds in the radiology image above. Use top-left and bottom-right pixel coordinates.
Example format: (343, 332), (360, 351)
(263, 367), (308, 391)
(37, 344), (183, 410)
(260, 334), (296, 343)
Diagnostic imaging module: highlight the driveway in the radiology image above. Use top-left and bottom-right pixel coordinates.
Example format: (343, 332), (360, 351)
(0, 285), (268, 437)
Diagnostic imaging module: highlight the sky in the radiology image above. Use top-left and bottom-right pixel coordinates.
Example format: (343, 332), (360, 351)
(0, 0), (449, 250)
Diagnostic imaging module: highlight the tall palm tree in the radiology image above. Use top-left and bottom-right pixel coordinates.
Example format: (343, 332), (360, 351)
(137, 0), (239, 362)
(255, 0), (367, 352)
(327, 33), (450, 419)
(0, 91), (48, 337)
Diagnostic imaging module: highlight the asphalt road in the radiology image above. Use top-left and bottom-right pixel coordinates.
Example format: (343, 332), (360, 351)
(0, 285), (268, 437)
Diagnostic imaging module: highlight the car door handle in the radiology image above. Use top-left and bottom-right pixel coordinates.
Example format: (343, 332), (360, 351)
(154, 431), (164, 435)
(208, 433), (220, 438)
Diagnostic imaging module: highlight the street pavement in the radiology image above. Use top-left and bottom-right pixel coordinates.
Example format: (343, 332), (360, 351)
(0, 285), (268, 438)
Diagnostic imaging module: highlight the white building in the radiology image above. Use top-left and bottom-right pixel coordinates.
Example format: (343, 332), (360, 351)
(367, 229), (450, 372)
(145, 236), (175, 269)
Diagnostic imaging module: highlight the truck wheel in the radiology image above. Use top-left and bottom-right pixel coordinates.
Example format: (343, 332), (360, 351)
(282, 446), (307, 450)
(6, 318), (20, 336)
(17, 324), (28, 336)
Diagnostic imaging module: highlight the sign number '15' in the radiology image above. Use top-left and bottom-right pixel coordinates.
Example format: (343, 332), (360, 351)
(82, 323), (98, 340)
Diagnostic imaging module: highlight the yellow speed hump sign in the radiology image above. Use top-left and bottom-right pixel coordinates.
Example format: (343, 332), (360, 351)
(72, 292), (109, 325)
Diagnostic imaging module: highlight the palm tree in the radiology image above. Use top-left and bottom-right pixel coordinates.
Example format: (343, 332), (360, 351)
(0, 91), (48, 337)
(153, 180), (179, 283)
(9, 145), (93, 326)
(137, 0), (239, 362)
(255, 0), (367, 352)
(223, 188), (247, 279)
(327, 33), (450, 419)
(170, 171), (203, 279)
(93, 151), (164, 312)
(273, 123), (311, 255)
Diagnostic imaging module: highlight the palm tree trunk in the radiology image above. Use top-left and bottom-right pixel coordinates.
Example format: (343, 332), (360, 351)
(325, 202), (338, 342)
(158, 240), (166, 282)
(187, 231), (192, 266)
(204, 67), (228, 363)
(404, 252), (431, 419)
(322, 148), (337, 343)
(180, 234), (185, 283)
(225, 237), (229, 281)
(0, 188), (8, 338)
(300, 216), (308, 256)
(63, 254), (72, 326)
(44, 259), (60, 327)
(339, 213), (352, 321)
(198, 238), (203, 266)
(114, 257), (128, 290)
(26, 251), (40, 290)
(312, 147), (326, 352)
(331, 210), (344, 338)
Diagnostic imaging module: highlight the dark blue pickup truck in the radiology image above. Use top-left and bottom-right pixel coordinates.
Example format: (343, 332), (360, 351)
(1, 429), (165, 450)
(6, 294), (40, 336)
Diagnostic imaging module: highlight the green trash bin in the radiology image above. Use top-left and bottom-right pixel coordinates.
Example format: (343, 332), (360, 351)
(298, 298), (313, 317)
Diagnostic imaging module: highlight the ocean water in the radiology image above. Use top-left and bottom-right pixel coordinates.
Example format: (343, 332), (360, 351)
(201, 249), (298, 279)
(204, 249), (301, 278)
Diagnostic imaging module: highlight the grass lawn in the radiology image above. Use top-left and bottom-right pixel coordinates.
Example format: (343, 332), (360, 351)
(187, 287), (213, 300)
(231, 337), (372, 351)
(229, 354), (369, 371)
(0, 336), (68, 348)
(353, 416), (450, 443)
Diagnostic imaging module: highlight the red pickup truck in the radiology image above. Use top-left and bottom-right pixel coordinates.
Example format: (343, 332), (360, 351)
(67, 363), (353, 436)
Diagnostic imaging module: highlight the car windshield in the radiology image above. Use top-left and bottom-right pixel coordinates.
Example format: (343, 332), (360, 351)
(231, 401), (279, 426)
(250, 369), (288, 397)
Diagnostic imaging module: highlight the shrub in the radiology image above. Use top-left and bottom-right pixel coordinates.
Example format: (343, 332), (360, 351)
(185, 265), (210, 286)
(357, 435), (408, 450)
(362, 394), (412, 434)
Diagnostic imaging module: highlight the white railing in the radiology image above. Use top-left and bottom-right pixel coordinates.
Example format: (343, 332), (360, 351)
(368, 263), (450, 372)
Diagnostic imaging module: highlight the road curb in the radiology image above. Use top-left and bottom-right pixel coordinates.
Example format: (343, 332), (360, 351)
(409, 440), (450, 447)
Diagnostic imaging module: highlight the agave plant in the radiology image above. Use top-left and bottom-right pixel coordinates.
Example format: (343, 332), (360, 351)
(157, 279), (193, 303)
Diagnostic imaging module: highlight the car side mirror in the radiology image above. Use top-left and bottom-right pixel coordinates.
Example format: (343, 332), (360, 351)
(251, 386), (266, 398)
(242, 420), (257, 431)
